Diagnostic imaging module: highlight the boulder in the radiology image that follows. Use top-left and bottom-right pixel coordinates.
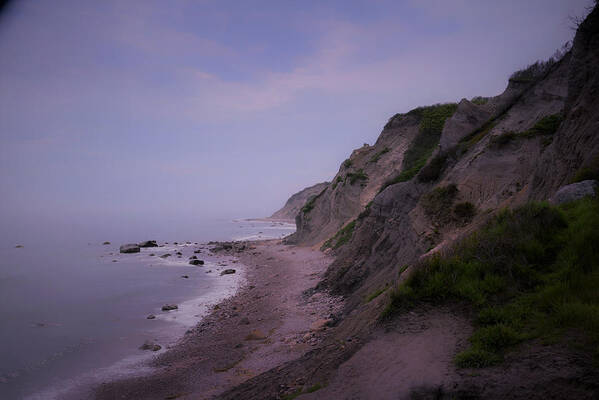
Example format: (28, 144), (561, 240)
(14, 245), (24, 248)
(138, 240), (158, 248)
(102, 241), (111, 245)
(146, 314), (156, 319)
(189, 259), (204, 266)
(161, 304), (178, 311)
(120, 244), (140, 253)
(220, 269), (236, 275)
(159, 254), (171, 258)
(550, 180), (598, 205)
(189, 255), (197, 260)
(139, 340), (161, 351)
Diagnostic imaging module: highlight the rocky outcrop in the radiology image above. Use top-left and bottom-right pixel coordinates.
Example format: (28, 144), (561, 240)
(550, 180), (598, 204)
(119, 244), (140, 254)
(270, 182), (329, 221)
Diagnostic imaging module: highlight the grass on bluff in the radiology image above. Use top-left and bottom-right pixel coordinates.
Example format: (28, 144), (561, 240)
(369, 147), (390, 163)
(301, 187), (328, 214)
(346, 169), (368, 185)
(380, 103), (458, 192)
(489, 114), (563, 149)
(321, 220), (356, 250)
(382, 198), (599, 368)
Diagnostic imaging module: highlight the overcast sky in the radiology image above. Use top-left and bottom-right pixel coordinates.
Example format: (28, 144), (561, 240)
(0, 0), (592, 238)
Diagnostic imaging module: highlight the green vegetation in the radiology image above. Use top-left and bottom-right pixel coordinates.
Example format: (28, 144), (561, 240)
(306, 384), (324, 393)
(281, 389), (303, 400)
(369, 147), (390, 163)
(332, 176), (344, 189)
(366, 287), (388, 303)
(489, 114), (563, 149)
(382, 199), (599, 368)
(282, 384), (324, 399)
(453, 202), (477, 224)
(321, 220), (357, 250)
(471, 96), (489, 105)
(572, 154), (599, 183)
(417, 153), (448, 182)
(346, 169), (368, 185)
(380, 103), (458, 192)
(301, 187), (328, 214)
(358, 201), (373, 220)
(343, 159), (353, 168)
(421, 184), (459, 225)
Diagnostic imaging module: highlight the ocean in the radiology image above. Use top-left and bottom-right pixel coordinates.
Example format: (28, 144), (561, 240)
(0, 218), (295, 399)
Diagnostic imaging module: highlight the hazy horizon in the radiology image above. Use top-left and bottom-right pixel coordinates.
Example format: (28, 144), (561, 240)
(0, 0), (592, 243)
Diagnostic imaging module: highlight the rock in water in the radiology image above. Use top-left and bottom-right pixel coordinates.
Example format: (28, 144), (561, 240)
(138, 240), (158, 248)
(119, 244), (140, 253)
(220, 269), (236, 275)
(102, 241), (111, 245)
(189, 259), (204, 265)
(162, 304), (178, 311)
(146, 314), (156, 319)
(139, 340), (161, 351)
(550, 180), (598, 205)
(14, 245), (24, 248)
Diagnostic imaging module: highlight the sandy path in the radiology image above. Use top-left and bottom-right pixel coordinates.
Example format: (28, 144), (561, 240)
(301, 310), (471, 400)
(93, 241), (342, 400)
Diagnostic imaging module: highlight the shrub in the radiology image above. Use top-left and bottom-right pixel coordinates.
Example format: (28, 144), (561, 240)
(370, 147), (390, 163)
(521, 114), (563, 137)
(488, 132), (517, 148)
(421, 184), (459, 225)
(379, 103), (458, 192)
(366, 287), (388, 303)
(453, 202), (477, 224)
(301, 187), (328, 214)
(321, 220), (357, 250)
(346, 169), (368, 185)
(571, 154), (599, 183)
(332, 176), (343, 189)
(383, 198), (599, 367)
(471, 96), (489, 105)
(418, 153), (448, 182)
(343, 159), (353, 168)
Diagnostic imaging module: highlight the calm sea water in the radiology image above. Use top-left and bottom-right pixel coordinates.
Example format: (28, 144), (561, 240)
(0, 218), (295, 399)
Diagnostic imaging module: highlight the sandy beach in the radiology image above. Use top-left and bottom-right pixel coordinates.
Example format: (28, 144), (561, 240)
(92, 240), (343, 400)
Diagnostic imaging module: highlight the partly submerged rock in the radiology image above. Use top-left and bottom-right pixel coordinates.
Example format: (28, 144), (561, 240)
(102, 241), (111, 245)
(119, 244), (140, 253)
(138, 240), (158, 248)
(14, 245), (24, 248)
(159, 254), (171, 258)
(139, 340), (161, 351)
(161, 304), (178, 311)
(189, 259), (205, 266)
(220, 269), (236, 275)
(550, 180), (598, 205)
(146, 314), (156, 320)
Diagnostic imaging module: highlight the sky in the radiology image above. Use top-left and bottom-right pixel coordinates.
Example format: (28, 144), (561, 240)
(0, 0), (593, 240)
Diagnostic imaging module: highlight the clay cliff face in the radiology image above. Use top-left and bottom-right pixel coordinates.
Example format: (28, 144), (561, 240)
(270, 182), (329, 221)
(282, 5), (599, 306)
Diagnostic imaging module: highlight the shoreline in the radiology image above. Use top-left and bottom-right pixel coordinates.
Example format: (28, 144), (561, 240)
(92, 239), (342, 400)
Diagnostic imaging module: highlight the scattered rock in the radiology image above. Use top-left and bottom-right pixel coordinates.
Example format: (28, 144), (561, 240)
(138, 240), (158, 248)
(112, 260), (118, 262)
(189, 259), (204, 265)
(239, 317), (250, 325)
(119, 244), (140, 253)
(161, 304), (178, 311)
(221, 269), (236, 275)
(310, 319), (332, 331)
(245, 330), (267, 340)
(15, 245), (24, 248)
(189, 255), (197, 260)
(149, 253), (155, 256)
(550, 180), (598, 205)
(181, 275), (189, 279)
(102, 241), (111, 245)
(176, 251), (182, 256)
(159, 254), (171, 258)
(194, 249), (202, 254)
(139, 340), (161, 351)
(146, 314), (156, 319)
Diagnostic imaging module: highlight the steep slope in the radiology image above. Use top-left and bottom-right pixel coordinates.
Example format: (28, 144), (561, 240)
(224, 5), (599, 400)
(269, 182), (328, 221)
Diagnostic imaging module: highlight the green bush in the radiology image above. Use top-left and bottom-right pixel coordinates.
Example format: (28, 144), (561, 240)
(346, 169), (368, 185)
(343, 159), (353, 168)
(332, 176), (343, 189)
(301, 187), (328, 214)
(421, 184), (459, 225)
(417, 153), (448, 182)
(321, 220), (357, 250)
(453, 202), (476, 224)
(370, 147), (390, 163)
(521, 114), (563, 137)
(383, 199), (599, 367)
(471, 96), (489, 105)
(571, 154), (599, 183)
(380, 103), (458, 192)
